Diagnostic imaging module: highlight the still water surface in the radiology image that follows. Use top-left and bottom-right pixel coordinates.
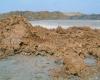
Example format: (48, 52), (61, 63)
(30, 20), (100, 29)
(0, 55), (62, 80)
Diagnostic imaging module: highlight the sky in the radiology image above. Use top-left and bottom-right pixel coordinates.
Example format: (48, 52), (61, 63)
(0, 0), (100, 14)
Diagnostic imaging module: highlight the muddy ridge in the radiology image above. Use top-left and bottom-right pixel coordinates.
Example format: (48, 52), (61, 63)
(0, 15), (100, 79)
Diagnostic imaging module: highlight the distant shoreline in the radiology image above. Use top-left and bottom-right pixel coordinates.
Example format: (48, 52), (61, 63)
(0, 11), (100, 20)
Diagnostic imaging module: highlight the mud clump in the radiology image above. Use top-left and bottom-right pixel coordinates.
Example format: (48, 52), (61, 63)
(0, 15), (100, 79)
(0, 15), (40, 58)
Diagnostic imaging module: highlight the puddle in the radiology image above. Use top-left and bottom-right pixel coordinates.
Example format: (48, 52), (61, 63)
(90, 75), (100, 80)
(67, 75), (80, 80)
(0, 54), (63, 80)
(0, 54), (99, 80)
(84, 56), (97, 66)
(88, 73), (100, 80)
(83, 55), (100, 80)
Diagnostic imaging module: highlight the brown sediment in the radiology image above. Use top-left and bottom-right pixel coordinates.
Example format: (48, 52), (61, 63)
(0, 15), (100, 79)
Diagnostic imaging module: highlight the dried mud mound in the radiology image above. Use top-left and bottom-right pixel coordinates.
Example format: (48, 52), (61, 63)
(0, 15), (100, 79)
(0, 15), (40, 58)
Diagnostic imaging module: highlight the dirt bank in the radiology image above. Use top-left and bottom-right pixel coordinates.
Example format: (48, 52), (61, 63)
(0, 15), (100, 80)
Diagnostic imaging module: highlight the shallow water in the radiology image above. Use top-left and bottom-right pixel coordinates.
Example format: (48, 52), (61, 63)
(0, 54), (99, 80)
(30, 20), (100, 29)
(89, 73), (100, 80)
(0, 55), (62, 80)
(84, 56), (97, 66)
(84, 56), (100, 80)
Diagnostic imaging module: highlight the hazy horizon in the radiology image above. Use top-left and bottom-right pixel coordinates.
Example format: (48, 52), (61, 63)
(0, 0), (100, 14)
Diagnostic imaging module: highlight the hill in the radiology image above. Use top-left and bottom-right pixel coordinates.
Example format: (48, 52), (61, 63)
(0, 11), (100, 20)
(0, 11), (68, 20)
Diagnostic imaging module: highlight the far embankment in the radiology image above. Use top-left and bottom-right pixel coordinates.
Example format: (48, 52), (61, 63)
(0, 11), (100, 20)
